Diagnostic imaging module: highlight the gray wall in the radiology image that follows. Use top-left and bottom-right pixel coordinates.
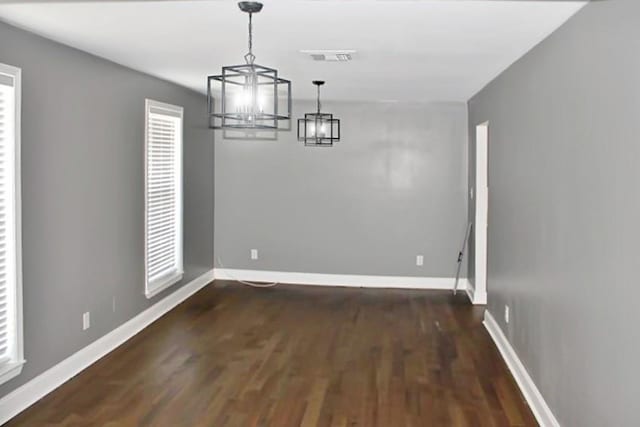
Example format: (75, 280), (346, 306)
(0, 22), (214, 398)
(215, 101), (468, 278)
(467, 0), (639, 425)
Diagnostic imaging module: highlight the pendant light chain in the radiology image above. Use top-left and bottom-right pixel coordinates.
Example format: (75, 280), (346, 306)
(245, 12), (255, 64)
(317, 84), (321, 114)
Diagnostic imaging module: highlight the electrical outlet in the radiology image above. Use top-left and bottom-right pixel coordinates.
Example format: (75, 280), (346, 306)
(251, 249), (258, 260)
(82, 312), (91, 330)
(416, 255), (424, 266)
(505, 305), (510, 324)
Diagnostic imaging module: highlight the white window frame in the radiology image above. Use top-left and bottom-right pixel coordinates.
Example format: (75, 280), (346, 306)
(0, 62), (24, 385)
(144, 99), (183, 298)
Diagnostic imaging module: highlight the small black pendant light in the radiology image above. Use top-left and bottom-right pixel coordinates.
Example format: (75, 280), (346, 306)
(297, 81), (341, 147)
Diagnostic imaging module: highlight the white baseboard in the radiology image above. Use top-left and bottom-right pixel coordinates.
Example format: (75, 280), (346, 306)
(0, 269), (215, 426)
(483, 310), (560, 427)
(465, 279), (487, 305)
(214, 268), (478, 295)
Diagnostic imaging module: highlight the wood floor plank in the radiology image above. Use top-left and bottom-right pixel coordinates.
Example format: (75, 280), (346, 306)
(4, 282), (538, 426)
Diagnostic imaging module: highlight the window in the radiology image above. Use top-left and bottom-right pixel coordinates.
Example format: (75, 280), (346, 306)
(144, 99), (183, 298)
(0, 63), (24, 385)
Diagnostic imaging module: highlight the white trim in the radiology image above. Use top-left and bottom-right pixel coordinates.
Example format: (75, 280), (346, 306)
(144, 99), (184, 299)
(474, 122), (489, 305)
(483, 310), (560, 427)
(464, 279), (487, 305)
(144, 272), (183, 299)
(0, 62), (24, 387)
(214, 268), (469, 291)
(14, 63), (24, 389)
(0, 360), (25, 385)
(0, 269), (215, 426)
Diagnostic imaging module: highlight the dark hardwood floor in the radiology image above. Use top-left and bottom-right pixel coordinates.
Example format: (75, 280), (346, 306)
(5, 281), (537, 426)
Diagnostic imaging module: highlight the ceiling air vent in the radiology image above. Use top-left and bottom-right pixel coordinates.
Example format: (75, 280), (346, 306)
(301, 50), (356, 62)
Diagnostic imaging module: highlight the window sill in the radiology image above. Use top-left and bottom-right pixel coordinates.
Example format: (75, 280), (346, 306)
(145, 271), (183, 299)
(0, 359), (26, 386)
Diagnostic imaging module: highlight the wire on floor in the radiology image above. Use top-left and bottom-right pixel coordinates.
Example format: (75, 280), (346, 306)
(216, 256), (279, 288)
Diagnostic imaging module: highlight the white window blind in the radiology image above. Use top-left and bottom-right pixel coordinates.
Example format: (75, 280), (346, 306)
(0, 63), (24, 386)
(144, 100), (183, 298)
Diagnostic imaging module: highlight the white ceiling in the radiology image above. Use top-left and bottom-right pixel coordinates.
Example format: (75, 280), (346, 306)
(0, 0), (586, 102)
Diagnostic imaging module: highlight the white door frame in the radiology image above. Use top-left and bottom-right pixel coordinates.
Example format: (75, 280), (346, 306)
(471, 122), (489, 304)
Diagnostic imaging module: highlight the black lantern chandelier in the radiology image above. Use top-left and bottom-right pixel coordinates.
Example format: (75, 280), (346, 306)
(207, 2), (292, 130)
(297, 81), (341, 147)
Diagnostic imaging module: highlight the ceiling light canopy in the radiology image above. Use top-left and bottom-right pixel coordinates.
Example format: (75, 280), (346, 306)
(298, 81), (340, 147)
(207, 2), (291, 130)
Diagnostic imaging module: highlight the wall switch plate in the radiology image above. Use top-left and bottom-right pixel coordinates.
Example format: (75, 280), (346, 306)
(83, 312), (91, 330)
(505, 305), (510, 324)
(416, 255), (424, 266)
(251, 249), (258, 260)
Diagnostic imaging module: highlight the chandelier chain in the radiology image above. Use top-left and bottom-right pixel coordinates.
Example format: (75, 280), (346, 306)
(245, 12), (255, 64)
(248, 13), (252, 56)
